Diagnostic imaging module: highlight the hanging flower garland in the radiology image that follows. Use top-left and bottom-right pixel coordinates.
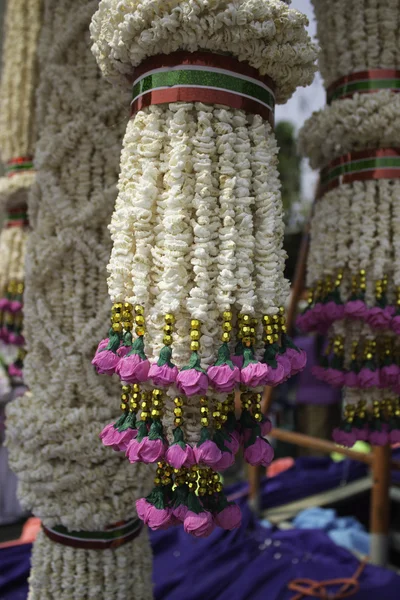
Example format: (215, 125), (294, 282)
(298, 0), (400, 446)
(90, 0), (316, 537)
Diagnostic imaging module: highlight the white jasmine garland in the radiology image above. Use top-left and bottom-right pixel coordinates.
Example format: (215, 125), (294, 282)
(6, 1), (154, 598)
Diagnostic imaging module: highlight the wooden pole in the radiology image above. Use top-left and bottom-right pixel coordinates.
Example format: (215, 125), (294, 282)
(370, 445), (391, 565)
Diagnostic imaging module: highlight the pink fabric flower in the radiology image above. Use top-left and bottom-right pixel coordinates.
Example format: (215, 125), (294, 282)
(312, 365), (327, 381)
(380, 365), (400, 387)
(176, 368), (208, 396)
(392, 315), (400, 335)
(263, 363), (286, 386)
(116, 353), (150, 384)
(260, 418), (272, 437)
(110, 428), (137, 452)
(194, 439), (222, 467)
(8, 333), (24, 346)
(389, 429), (400, 444)
(323, 301), (345, 323)
(99, 422), (115, 441)
(137, 437), (166, 464)
(369, 430), (388, 446)
(92, 348), (120, 375)
(286, 348), (307, 376)
(0, 298), (9, 310)
(344, 300), (368, 320)
(166, 443), (195, 469)
(226, 431), (240, 455)
(241, 362), (269, 387)
(367, 307), (392, 330)
(117, 345), (130, 358)
(125, 439), (142, 463)
(214, 504), (242, 530)
(8, 364), (22, 378)
(149, 362), (178, 387)
(344, 371), (359, 388)
(139, 502), (175, 531)
(9, 300), (23, 313)
(173, 503), (188, 522)
(358, 368), (380, 388)
(244, 437), (274, 467)
(213, 451), (235, 471)
(184, 511), (215, 538)
(323, 368), (345, 388)
(277, 354), (292, 381)
(95, 338), (109, 354)
(333, 427), (356, 447)
(208, 364), (240, 393)
(231, 354), (244, 369)
(136, 498), (152, 523)
(353, 426), (369, 442)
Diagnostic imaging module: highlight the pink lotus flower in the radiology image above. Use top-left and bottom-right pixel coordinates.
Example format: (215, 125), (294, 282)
(277, 354), (292, 381)
(117, 345), (130, 358)
(392, 315), (400, 335)
(344, 300), (368, 320)
(126, 439), (142, 463)
(214, 504), (242, 530)
(166, 443), (195, 469)
(244, 437), (274, 467)
(380, 365), (400, 387)
(208, 364), (240, 393)
(323, 301), (345, 323)
(333, 427), (356, 447)
(92, 348), (120, 376)
(324, 368), (345, 388)
(95, 338), (109, 354)
(116, 353), (150, 384)
(241, 362), (269, 387)
(110, 428), (137, 452)
(149, 362), (178, 387)
(184, 510), (215, 538)
(389, 429), (400, 444)
(213, 451), (235, 471)
(344, 371), (359, 388)
(136, 499), (175, 531)
(194, 439), (222, 467)
(176, 368), (208, 396)
(358, 367), (380, 388)
(99, 422), (115, 441)
(286, 348), (307, 376)
(367, 307), (392, 330)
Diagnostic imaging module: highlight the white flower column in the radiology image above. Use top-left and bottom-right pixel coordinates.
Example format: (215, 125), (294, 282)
(6, 1), (153, 599)
(298, 0), (400, 447)
(90, 0), (316, 537)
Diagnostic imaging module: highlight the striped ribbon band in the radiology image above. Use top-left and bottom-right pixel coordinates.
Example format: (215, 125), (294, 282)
(5, 156), (34, 178)
(42, 518), (143, 550)
(131, 51), (275, 126)
(318, 148), (400, 199)
(6, 206), (29, 228)
(327, 69), (400, 104)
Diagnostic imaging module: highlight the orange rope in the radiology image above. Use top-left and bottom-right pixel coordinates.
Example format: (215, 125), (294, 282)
(288, 560), (367, 600)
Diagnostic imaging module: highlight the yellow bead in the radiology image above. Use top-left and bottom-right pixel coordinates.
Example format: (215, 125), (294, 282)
(154, 477), (161, 486)
(201, 418), (209, 426)
(174, 408), (182, 416)
(120, 403), (127, 411)
(191, 341), (200, 352)
(191, 319), (201, 330)
(242, 326), (251, 335)
(122, 311), (132, 320)
(174, 397), (183, 407)
(242, 315), (250, 324)
(122, 322), (133, 331)
(222, 332), (231, 342)
(223, 311), (232, 321)
(200, 406), (209, 414)
(121, 394), (128, 402)
(163, 324), (173, 335)
(199, 397), (208, 405)
(135, 315), (145, 326)
(112, 322), (123, 333)
(175, 417), (183, 426)
(250, 327), (256, 335)
(163, 335), (172, 346)
(113, 303), (123, 312)
(123, 302), (133, 311)
(165, 313), (175, 325)
(223, 322), (232, 332)
(136, 327), (145, 336)
(121, 385), (130, 393)
(135, 305), (144, 314)
(198, 487), (206, 496)
(190, 330), (200, 341)
(113, 312), (122, 322)
(133, 384), (140, 392)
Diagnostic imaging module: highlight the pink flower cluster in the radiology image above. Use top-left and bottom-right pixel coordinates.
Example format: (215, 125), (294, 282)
(333, 423), (400, 448)
(313, 364), (400, 390)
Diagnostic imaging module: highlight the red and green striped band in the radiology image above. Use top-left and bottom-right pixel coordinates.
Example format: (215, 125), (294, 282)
(6, 206), (29, 228)
(42, 518), (143, 550)
(5, 156), (34, 178)
(131, 51), (276, 126)
(327, 69), (400, 104)
(318, 148), (400, 199)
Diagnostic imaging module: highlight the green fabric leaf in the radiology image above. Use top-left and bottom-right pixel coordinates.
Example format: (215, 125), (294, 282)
(187, 491), (203, 515)
(146, 486), (166, 509)
(172, 484), (189, 508)
(213, 429), (230, 453)
(214, 343), (234, 369)
(105, 329), (121, 353)
(148, 419), (164, 441)
(197, 426), (211, 447)
(181, 352), (205, 373)
(171, 426), (186, 449)
(118, 411), (137, 432)
(157, 345), (175, 368)
(127, 336), (147, 360)
(242, 347), (257, 368)
(113, 413), (127, 430)
(136, 420), (149, 443)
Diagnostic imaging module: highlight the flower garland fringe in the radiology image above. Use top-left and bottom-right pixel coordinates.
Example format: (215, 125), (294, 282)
(298, 0), (400, 447)
(6, 1), (154, 598)
(90, 0), (316, 537)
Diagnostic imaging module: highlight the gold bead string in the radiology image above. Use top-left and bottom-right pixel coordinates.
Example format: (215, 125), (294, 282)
(140, 391), (151, 422)
(163, 313), (175, 346)
(129, 383), (141, 414)
(190, 318), (201, 352)
(262, 314), (279, 344)
(212, 399), (228, 430)
(221, 310), (233, 343)
(343, 403), (356, 424)
(396, 286), (400, 310)
(174, 396), (184, 428)
(134, 304), (145, 337)
(251, 392), (262, 423)
(111, 301), (133, 334)
(237, 313), (257, 348)
(154, 461), (173, 487)
(375, 275), (388, 303)
(332, 335), (344, 357)
(151, 389), (163, 420)
(120, 384), (132, 413)
(240, 389), (252, 412)
(199, 396), (209, 427)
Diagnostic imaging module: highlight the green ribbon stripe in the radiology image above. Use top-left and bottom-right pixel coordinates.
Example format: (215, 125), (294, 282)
(5, 162), (34, 173)
(329, 78), (400, 102)
(50, 519), (141, 541)
(133, 69), (275, 109)
(321, 156), (400, 185)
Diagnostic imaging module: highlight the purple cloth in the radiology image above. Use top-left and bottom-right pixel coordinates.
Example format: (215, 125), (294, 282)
(294, 335), (341, 405)
(3, 504), (399, 600)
